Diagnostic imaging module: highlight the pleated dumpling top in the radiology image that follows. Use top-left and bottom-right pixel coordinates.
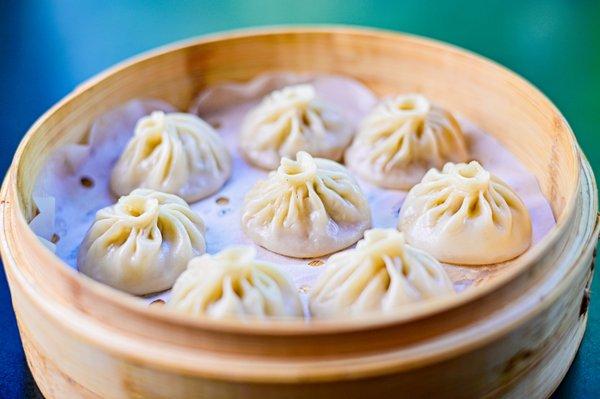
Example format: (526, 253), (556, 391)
(111, 111), (231, 202)
(240, 84), (353, 170)
(78, 189), (206, 295)
(310, 229), (455, 318)
(346, 94), (469, 189)
(242, 151), (371, 258)
(398, 161), (532, 265)
(168, 246), (303, 320)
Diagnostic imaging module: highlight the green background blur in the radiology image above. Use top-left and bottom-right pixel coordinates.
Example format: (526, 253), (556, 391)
(1, 1), (599, 397)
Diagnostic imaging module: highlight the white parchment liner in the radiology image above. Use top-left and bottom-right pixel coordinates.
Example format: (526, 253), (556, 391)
(30, 72), (555, 306)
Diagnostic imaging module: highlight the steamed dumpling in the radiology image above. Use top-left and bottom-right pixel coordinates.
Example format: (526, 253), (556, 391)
(78, 189), (206, 295)
(345, 94), (469, 189)
(240, 84), (353, 170)
(167, 246), (302, 319)
(310, 229), (455, 318)
(398, 161), (532, 265)
(242, 151), (371, 258)
(111, 111), (232, 202)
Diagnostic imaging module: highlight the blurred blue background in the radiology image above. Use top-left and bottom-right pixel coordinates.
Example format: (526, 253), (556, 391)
(1, 1), (599, 397)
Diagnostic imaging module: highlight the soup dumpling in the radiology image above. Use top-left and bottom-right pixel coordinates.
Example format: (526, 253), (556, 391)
(242, 151), (371, 258)
(78, 189), (206, 295)
(310, 229), (455, 318)
(398, 161), (532, 265)
(111, 111), (231, 202)
(168, 246), (302, 319)
(240, 84), (353, 170)
(345, 94), (469, 189)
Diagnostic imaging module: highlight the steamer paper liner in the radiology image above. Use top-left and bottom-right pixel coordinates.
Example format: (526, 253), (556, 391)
(29, 72), (556, 306)
(31, 99), (176, 259)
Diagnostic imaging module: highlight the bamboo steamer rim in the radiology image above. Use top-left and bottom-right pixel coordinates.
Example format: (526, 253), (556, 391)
(0, 26), (583, 336)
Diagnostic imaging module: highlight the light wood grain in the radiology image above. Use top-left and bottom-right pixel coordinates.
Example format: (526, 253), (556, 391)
(0, 27), (597, 398)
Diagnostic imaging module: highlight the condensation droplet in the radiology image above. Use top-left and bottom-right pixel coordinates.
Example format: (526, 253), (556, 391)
(298, 285), (310, 294)
(218, 208), (232, 216)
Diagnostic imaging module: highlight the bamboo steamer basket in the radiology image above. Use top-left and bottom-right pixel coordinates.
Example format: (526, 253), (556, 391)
(0, 27), (598, 399)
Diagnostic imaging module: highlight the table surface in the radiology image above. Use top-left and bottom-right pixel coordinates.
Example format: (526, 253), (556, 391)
(2, 1), (599, 397)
